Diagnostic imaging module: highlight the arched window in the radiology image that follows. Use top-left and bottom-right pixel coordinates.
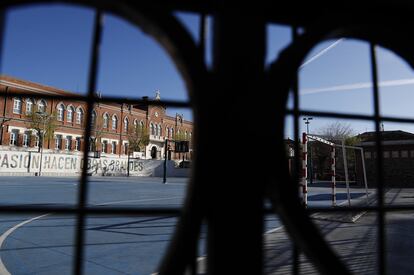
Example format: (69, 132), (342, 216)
(26, 99), (33, 114)
(37, 100), (46, 113)
(158, 125), (162, 136)
(112, 115), (118, 130)
(91, 110), (97, 127)
(124, 117), (129, 132)
(57, 104), (65, 121)
(76, 108), (84, 125)
(185, 131), (188, 140)
(67, 106), (74, 122)
(166, 127), (169, 138)
(103, 113), (109, 128)
(133, 119), (138, 129)
(13, 98), (22, 114)
(150, 123), (155, 135)
(140, 120), (144, 129)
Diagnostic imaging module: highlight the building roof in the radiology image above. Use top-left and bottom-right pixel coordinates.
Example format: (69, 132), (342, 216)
(358, 130), (414, 142)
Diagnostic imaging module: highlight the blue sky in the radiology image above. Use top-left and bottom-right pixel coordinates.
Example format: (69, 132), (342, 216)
(2, 4), (414, 136)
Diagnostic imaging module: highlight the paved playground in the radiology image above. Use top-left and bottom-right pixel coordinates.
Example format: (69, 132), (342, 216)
(0, 177), (372, 274)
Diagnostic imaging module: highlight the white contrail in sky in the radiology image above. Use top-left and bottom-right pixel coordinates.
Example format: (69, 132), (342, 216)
(299, 38), (345, 69)
(302, 78), (414, 95)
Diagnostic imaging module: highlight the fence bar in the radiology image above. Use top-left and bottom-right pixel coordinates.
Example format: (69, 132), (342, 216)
(74, 10), (103, 275)
(370, 42), (386, 275)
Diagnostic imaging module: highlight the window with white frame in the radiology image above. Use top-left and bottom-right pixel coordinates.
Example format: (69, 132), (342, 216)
(111, 141), (117, 154)
(124, 143), (129, 154)
(65, 136), (72, 150)
(23, 132), (30, 147)
(55, 135), (62, 150)
(67, 106), (74, 122)
(102, 140), (108, 153)
(13, 98), (22, 114)
(57, 104), (65, 121)
(166, 127), (169, 138)
(76, 109), (83, 125)
(10, 130), (18, 146)
(158, 125), (162, 137)
(151, 123), (155, 135)
(124, 117), (129, 132)
(34, 134), (40, 148)
(37, 100), (46, 113)
(26, 99), (33, 114)
(75, 137), (81, 151)
(91, 111), (97, 127)
(112, 115), (118, 130)
(103, 113), (109, 128)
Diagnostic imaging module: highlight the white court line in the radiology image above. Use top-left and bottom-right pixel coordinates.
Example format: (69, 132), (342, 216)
(0, 196), (183, 274)
(95, 196), (182, 206)
(0, 214), (50, 275)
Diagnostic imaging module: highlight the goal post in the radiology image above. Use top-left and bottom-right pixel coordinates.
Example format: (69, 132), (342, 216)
(300, 133), (368, 207)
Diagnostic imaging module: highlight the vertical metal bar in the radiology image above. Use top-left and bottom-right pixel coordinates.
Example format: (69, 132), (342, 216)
(199, 12), (207, 60)
(291, 25), (300, 275)
(74, 10), (103, 275)
(331, 145), (336, 207)
(360, 148), (369, 203)
(0, 8), (5, 74)
(370, 43), (385, 275)
(163, 138), (168, 183)
(342, 139), (351, 206)
(302, 132), (308, 207)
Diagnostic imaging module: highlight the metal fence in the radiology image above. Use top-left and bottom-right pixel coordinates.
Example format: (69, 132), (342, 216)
(0, 1), (413, 275)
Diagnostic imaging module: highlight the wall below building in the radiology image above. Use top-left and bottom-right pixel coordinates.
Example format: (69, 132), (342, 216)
(0, 149), (190, 178)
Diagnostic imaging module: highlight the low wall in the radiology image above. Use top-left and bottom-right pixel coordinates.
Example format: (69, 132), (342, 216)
(0, 150), (190, 177)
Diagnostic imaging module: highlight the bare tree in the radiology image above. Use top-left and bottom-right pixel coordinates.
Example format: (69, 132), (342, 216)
(127, 124), (149, 155)
(90, 116), (104, 152)
(317, 121), (355, 140)
(25, 111), (57, 152)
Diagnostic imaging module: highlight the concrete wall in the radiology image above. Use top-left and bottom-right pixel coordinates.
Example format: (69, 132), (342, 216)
(0, 149), (190, 177)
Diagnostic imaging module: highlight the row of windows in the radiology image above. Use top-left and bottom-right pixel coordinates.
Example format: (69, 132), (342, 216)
(13, 98), (47, 114)
(12, 99), (192, 137)
(365, 150), (414, 159)
(13, 98), (85, 124)
(9, 130), (83, 151)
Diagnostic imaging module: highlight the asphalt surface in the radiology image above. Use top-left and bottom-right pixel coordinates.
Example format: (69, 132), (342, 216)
(0, 177), (372, 275)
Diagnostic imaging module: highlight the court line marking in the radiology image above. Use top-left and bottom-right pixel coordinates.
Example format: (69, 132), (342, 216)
(0, 196), (182, 275)
(0, 214), (50, 275)
(0, 192), (357, 274)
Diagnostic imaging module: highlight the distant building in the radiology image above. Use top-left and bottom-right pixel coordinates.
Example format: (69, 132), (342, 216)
(358, 130), (414, 187)
(0, 75), (193, 160)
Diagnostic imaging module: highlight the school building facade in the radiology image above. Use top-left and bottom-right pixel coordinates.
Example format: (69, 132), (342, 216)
(0, 75), (193, 161)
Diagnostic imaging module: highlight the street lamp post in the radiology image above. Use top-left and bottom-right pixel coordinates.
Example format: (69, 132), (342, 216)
(303, 117), (313, 185)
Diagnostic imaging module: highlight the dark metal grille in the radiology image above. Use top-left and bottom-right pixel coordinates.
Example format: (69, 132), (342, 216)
(0, 1), (413, 275)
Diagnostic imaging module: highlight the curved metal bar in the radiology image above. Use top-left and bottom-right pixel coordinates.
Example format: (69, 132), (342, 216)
(266, 13), (414, 274)
(0, 1), (207, 274)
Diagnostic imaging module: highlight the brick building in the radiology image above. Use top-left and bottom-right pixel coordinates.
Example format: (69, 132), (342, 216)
(0, 75), (193, 160)
(358, 130), (414, 187)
